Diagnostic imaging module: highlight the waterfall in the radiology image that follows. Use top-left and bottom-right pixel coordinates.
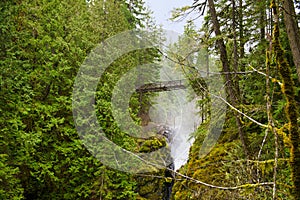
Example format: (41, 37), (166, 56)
(149, 89), (199, 170)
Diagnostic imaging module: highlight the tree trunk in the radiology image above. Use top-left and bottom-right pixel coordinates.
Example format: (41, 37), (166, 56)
(207, 0), (249, 158)
(231, 0), (241, 101)
(271, 1), (300, 199)
(238, 0), (245, 69)
(259, 0), (266, 41)
(282, 0), (300, 83)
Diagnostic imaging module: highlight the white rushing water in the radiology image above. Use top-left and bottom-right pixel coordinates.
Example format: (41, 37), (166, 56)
(148, 65), (201, 170)
(144, 29), (203, 170)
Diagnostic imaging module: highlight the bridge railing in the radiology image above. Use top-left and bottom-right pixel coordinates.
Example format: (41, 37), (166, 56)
(135, 79), (187, 93)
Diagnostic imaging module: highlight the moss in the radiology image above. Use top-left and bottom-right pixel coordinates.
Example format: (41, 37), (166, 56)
(139, 145), (151, 153)
(135, 132), (173, 199)
(173, 136), (244, 199)
(271, 2), (300, 198)
(277, 126), (291, 147)
(138, 135), (167, 153)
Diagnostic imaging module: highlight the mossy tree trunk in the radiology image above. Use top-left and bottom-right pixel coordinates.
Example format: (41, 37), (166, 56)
(282, 0), (300, 83)
(271, 1), (300, 199)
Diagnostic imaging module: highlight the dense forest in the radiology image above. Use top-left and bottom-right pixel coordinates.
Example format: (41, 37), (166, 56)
(1, 0), (300, 199)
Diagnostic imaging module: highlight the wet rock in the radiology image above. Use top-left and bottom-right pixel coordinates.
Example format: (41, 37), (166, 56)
(135, 125), (175, 200)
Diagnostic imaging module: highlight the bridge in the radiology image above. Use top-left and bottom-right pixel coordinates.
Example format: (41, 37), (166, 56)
(135, 79), (187, 93)
(136, 79), (208, 124)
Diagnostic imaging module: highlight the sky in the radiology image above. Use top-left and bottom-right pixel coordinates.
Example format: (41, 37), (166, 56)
(144, 0), (202, 33)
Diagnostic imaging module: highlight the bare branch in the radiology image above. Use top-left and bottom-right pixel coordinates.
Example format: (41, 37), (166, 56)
(211, 94), (268, 128)
(156, 49), (269, 128)
(249, 65), (282, 86)
(171, 0), (208, 22)
(266, 41), (279, 200)
(172, 169), (274, 190)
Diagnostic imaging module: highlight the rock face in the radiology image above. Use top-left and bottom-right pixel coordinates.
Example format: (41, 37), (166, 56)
(162, 161), (175, 200)
(157, 125), (174, 144)
(135, 125), (175, 200)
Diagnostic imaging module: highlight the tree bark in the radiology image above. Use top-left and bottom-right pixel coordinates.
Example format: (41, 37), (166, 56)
(272, 1), (300, 199)
(207, 0), (249, 158)
(282, 0), (300, 83)
(231, 0), (241, 100)
(259, 0), (266, 41)
(238, 0), (245, 69)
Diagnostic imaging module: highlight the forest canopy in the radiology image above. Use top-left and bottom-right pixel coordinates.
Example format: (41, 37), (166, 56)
(1, 0), (300, 199)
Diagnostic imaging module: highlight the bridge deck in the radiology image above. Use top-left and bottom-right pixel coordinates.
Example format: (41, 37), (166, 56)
(136, 79), (187, 93)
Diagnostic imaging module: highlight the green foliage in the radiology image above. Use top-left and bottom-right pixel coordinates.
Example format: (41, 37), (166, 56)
(0, 0), (160, 199)
(135, 134), (173, 199)
(2, 0), (299, 199)
(169, 0), (299, 199)
(0, 155), (23, 200)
